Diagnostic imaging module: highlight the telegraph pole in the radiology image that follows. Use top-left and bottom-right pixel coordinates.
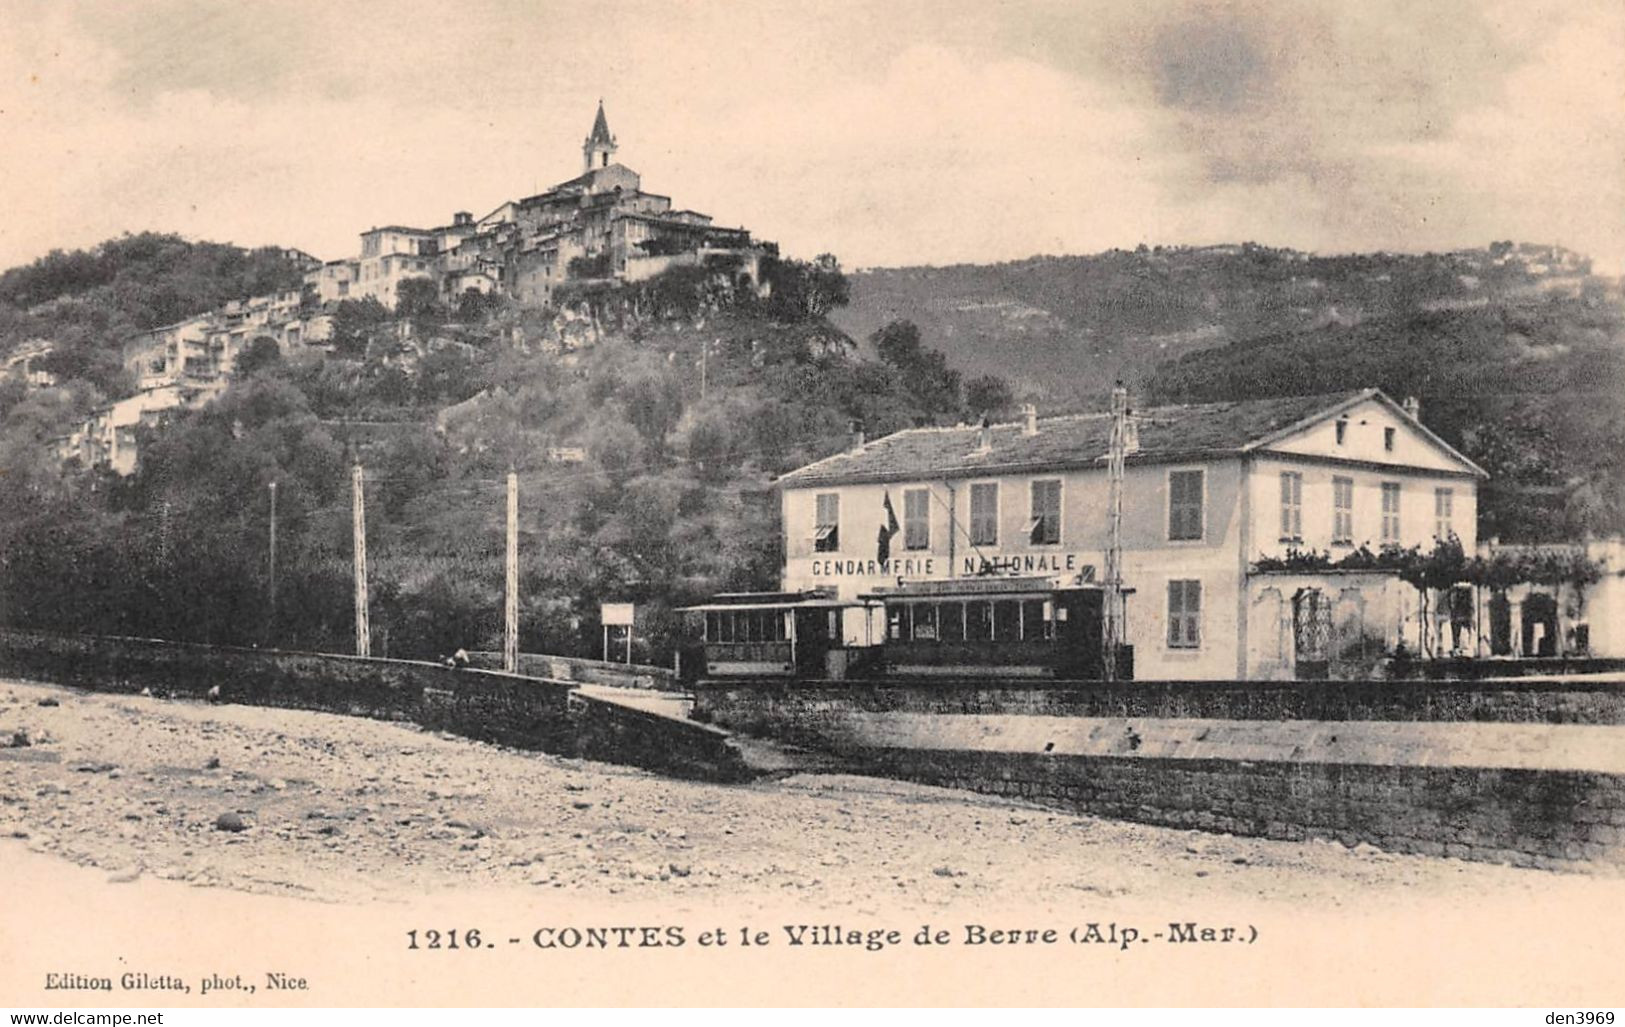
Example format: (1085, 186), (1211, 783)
(267, 481), (278, 645)
(352, 462), (370, 658)
(1103, 382), (1128, 681)
(504, 469), (519, 673)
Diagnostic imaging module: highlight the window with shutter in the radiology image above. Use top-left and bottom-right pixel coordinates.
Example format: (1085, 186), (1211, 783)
(1279, 472), (1302, 541)
(969, 483), (999, 546)
(1168, 470), (1204, 541)
(1167, 580), (1202, 648)
(903, 488), (930, 550)
(1030, 479), (1061, 544)
(814, 493), (839, 552)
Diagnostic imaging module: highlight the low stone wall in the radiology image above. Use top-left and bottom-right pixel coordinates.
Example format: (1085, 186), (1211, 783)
(875, 749), (1624, 871)
(469, 651), (680, 692)
(569, 690), (751, 782)
(695, 677), (1625, 869)
(0, 630), (745, 780)
(694, 675), (1625, 730)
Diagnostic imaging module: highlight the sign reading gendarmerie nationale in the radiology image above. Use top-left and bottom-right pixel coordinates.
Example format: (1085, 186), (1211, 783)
(808, 552), (1097, 579)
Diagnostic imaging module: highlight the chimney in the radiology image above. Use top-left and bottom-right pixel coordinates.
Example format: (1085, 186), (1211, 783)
(1021, 403), (1038, 436)
(978, 415), (993, 452)
(1403, 395), (1421, 421)
(848, 419), (865, 450)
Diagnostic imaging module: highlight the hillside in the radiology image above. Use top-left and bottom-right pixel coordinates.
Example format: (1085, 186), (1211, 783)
(2, 234), (1621, 664)
(0, 233), (314, 403)
(0, 250), (979, 663)
(832, 242), (1603, 405)
(1143, 297), (1625, 542)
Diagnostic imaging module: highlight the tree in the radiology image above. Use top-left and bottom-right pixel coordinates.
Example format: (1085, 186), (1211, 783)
(870, 319), (962, 421)
(395, 277), (444, 326)
(236, 335), (282, 377)
(329, 297), (390, 358)
(964, 375), (1016, 419)
(762, 253), (850, 320)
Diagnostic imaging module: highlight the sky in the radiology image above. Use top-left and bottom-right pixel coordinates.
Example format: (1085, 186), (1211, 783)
(1, 0), (1621, 273)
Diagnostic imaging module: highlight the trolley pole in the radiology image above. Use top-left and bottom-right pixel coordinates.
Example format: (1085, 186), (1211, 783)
(352, 462), (370, 658)
(1103, 382), (1128, 681)
(504, 470), (519, 673)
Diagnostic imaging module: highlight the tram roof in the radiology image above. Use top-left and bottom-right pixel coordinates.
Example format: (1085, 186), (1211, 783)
(860, 575), (1114, 600)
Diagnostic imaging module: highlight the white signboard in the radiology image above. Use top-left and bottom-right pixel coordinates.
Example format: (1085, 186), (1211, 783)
(600, 602), (635, 626)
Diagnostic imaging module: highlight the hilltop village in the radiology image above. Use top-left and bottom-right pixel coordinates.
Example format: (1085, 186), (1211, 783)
(58, 105), (774, 473)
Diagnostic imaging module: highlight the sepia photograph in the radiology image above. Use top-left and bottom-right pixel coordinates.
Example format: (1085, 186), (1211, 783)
(0, 0), (1623, 1012)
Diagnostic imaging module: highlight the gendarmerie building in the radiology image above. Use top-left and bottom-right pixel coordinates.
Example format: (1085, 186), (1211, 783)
(772, 388), (1485, 681)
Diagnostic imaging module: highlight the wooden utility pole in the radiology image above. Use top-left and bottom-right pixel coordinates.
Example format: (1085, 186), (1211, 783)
(352, 462), (370, 658)
(504, 470), (519, 673)
(1102, 383), (1128, 681)
(267, 481), (278, 645)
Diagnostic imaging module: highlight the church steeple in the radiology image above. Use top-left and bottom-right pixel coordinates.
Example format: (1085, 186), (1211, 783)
(583, 101), (618, 173)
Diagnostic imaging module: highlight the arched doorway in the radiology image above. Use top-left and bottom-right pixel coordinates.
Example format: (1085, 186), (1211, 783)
(1293, 587), (1332, 680)
(1521, 593), (1559, 657)
(1488, 592), (1512, 656)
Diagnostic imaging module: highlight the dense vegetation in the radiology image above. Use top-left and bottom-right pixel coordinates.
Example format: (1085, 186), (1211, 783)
(1, 233), (1618, 665)
(839, 242), (1625, 541)
(0, 245), (1002, 662)
(834, 242), (1603, 403)
(1143, 297), (1625, 541)
(0, 232), (311, 410)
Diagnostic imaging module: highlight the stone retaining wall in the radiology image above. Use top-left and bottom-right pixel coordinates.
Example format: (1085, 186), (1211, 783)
(0, 630), (745, 780)
(694, 675), (1625, 729)
(694, 677), (1625, 869)
(468, 651), (680, 692)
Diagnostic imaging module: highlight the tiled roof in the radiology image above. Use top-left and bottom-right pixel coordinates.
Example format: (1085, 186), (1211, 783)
(777, 389), (1384, 488)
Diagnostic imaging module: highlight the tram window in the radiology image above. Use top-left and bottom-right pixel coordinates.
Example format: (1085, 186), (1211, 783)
(994, 599), (1021, 642)
(1021, 599), (1051, 640)
(965, 600), (992, 640)
(719, 613), (734, 643)
(706, 612), (719, 642)
(889, 604), (913, 642)
(939, 602), (965, 642)
(913, 602), (938, 641)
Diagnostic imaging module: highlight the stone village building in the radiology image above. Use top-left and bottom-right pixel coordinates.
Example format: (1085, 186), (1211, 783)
(774, 388), (1487, 681)
(63, 103), (770, 475)
(309, 102), (771, 310)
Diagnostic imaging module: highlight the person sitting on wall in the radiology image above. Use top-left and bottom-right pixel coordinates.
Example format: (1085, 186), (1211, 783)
(452, 648), (471, 669)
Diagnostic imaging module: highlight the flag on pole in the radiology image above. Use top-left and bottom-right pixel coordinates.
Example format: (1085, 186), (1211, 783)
(877, 490), (900, 563)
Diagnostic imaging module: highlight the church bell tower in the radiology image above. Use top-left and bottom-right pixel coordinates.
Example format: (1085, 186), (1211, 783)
(583, 101), (618, 173)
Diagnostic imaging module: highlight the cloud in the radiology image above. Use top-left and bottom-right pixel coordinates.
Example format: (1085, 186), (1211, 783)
(0, 0), (1618, 273)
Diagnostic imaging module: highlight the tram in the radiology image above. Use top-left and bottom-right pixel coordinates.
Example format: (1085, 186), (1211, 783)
(678, 589), (883, 680)
(681, 576), (1132, 681)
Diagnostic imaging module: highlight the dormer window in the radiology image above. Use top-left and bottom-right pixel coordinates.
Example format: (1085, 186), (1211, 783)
(1335, 419), (1348, 446)
(1384, 427), (1395, 452)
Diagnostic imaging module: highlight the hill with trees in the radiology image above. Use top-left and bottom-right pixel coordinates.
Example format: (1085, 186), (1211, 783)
(0, 246), (1000, 663)
(833, 243), (1605, 404)
(2, 234), (1619, 665)
(0, 232), (313, 412)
